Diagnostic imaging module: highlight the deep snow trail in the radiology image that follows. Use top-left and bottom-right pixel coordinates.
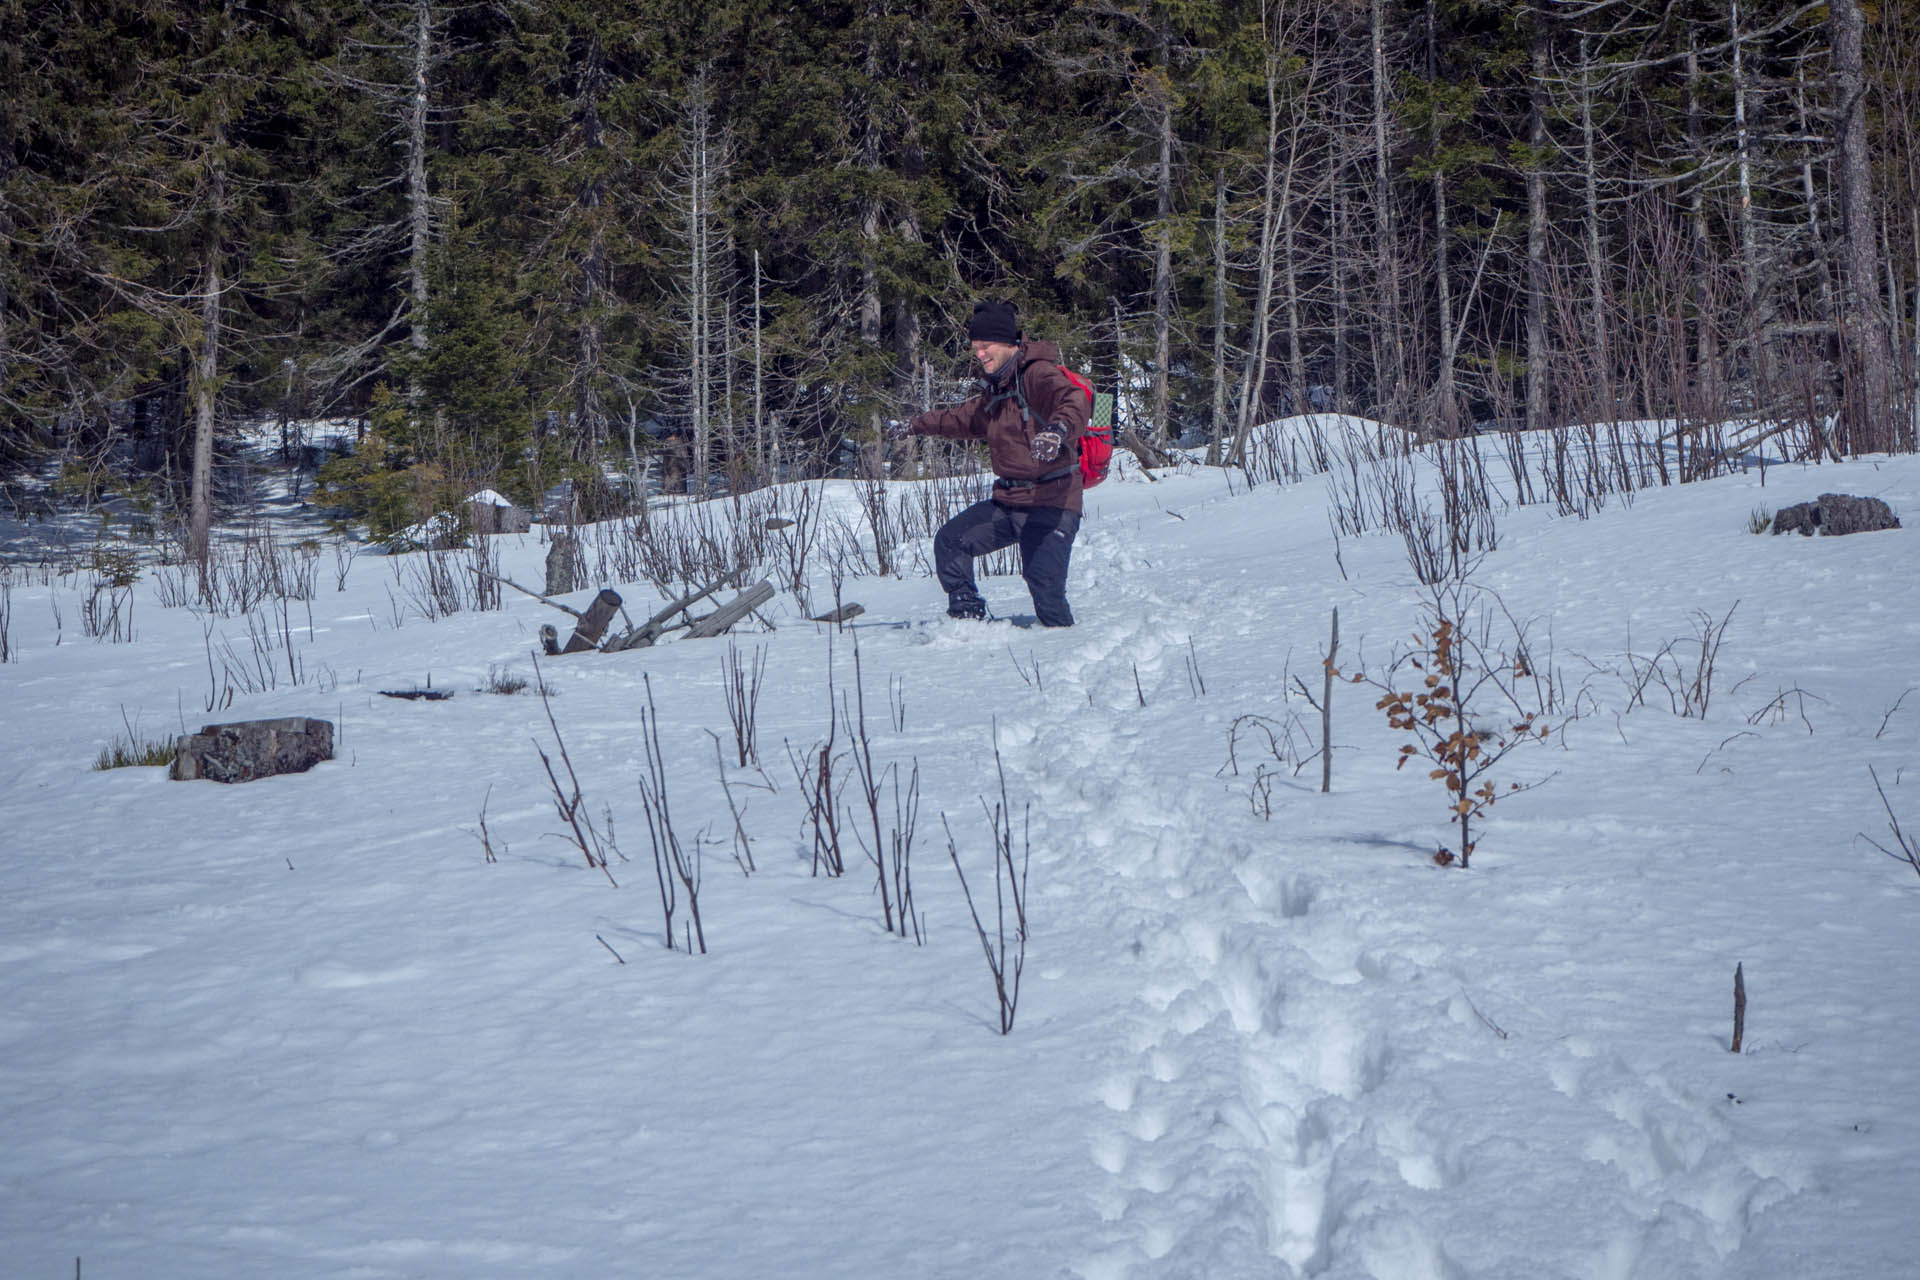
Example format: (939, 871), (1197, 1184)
(954, 506), (1422, 1277)
(968, 483), (1803, 1279)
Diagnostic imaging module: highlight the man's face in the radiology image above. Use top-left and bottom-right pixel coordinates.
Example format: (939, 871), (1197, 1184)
(971, 340), (1018, 375)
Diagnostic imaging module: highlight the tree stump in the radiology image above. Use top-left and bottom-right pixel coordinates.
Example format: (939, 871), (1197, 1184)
(545, 532), (580, 596)
(562, 589), (623, 653)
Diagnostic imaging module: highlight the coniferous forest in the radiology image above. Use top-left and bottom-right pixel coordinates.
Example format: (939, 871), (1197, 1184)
(4, 0), (1917, 549)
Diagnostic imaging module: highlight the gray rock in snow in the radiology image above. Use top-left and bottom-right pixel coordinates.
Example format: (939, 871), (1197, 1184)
(170, 717), (334, 784)
(1771, 493), (1901, 537)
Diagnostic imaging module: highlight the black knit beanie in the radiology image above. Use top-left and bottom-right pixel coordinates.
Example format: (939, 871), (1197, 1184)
(966, 300), (1020, 345)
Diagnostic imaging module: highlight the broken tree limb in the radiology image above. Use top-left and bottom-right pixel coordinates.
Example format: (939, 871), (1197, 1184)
(1730, 962), (1746, 1054)
(477, 570), (587, 619)
(809, 603), (864, 624)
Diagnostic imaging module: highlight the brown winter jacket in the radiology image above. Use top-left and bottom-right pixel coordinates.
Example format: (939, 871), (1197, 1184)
(908, 338), (1091, 514)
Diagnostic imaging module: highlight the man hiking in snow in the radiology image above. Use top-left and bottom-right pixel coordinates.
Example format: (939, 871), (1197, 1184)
(894, 300), (1090, 627)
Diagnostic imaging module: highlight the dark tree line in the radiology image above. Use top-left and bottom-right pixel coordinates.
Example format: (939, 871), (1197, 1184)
(3, 0), (1916, 548)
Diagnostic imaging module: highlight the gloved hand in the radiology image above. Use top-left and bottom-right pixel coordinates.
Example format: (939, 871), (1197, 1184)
(1030, 429), (1064, 463)
(885, 420), (915, 442)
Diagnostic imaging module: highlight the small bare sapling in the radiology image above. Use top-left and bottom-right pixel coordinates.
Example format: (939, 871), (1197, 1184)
(638, 673), (705, 952)
(1863, 766), (1920, 879)
(531, 655), (619, 887)
(786, 640), (846, 876)
(1219, 713), (1308, 821)
(466, 784), (505, 863)
(722, 639), (767, 767)
(708, 730), (767, 876)
(842, 637), (919, 940)
(945, 728), (1030, 1034)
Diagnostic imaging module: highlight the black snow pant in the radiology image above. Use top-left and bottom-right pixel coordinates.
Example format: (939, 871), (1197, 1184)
(934, 498), (1080, 627)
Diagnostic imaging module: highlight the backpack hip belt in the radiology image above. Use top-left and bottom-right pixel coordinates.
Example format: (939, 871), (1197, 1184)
(995, 466), (1076, 492)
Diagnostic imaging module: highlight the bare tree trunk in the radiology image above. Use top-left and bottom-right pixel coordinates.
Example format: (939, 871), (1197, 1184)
(892, 119), (928, 436)
(753, 249), (767, 476)
(1152, 37), (1174, 445)
(1525, 8), (1551, 433)
(189, 126), (226, 569)
(1579, 31), (1610, 414)
(1796, 68), (1839, 323)
(858, 197), (881, 454)
(1686, 34), (1720, 423)
(0, 135), (10, 393)
(855, 4), (888, 448)
(689, 82), (714, 494)
(1429, 0), (1459, 436)
(859, 200), (882, 352)
(1333, 154), (1350, 412)
(574, 33), (609, 464)
(1283, 191), (1306, 421)
(1912, 208), (1920, 448)
(1371, 0), (1404, 413)
(723, 230), (738, 482)
(407, 0), (431, 358)
(1209, 167), (1228, 465)
(1729, 1), (1773, 409)
(1832, 0), (1893, 452)
(1229, 54), (1284, 466)
(191, 252), (220, 566)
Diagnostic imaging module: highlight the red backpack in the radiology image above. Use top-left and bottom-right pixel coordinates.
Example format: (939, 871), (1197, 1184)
(1057, 366), (1112, 488)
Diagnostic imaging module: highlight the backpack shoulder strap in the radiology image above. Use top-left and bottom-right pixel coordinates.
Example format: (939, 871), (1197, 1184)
(1013, 357), (1085, 430)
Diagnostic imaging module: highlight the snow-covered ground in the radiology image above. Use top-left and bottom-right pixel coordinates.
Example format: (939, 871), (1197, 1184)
(2, 426), (1915, 1278)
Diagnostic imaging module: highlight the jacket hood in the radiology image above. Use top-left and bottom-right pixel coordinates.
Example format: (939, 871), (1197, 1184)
(1020, 338), (1063, 366)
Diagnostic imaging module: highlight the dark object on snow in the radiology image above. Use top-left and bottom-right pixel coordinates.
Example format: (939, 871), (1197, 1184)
(379, 688), (453, 701)
(1771, 493), (1902, 537)
(170, 717), (334, 783)
(809, 603), (865, 624)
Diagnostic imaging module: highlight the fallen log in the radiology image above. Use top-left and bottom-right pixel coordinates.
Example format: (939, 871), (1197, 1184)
(686, 580), (776, 639)
(532, 576), (774, 653)
(603, 577), (731, 651)
(479, 570), (586, 619)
